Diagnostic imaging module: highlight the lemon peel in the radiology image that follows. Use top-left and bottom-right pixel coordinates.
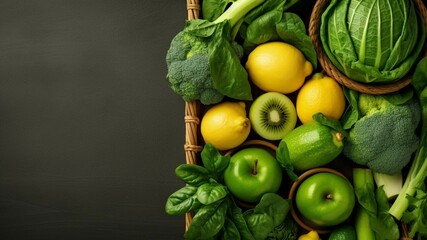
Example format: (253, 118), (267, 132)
(201, 101), (251, 151)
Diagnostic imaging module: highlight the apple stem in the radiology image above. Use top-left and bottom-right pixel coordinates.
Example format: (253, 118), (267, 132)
(336, 132), (344, 141)
(326, 193), (333, 200)
(252, 159), (258, 175)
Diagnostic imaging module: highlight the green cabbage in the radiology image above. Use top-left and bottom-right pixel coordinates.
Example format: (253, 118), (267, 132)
(320, 0), (425, 83)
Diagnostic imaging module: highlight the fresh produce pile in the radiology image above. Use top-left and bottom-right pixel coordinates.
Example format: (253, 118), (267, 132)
(164, 0), (427, 239)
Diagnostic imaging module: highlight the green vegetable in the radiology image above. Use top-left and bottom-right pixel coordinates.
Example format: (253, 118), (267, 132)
(373, 171), (403, 200)
(388, 57), (427, 239)
(243, 193), (291, 240)
(165, 144), (293, 240)
(265, 215), (298, 240)
(352, 168), (400, 240)
(166, 0), (267, 105)
(354, 207), (375, 240)
(165, 144), (231, 239)
(239, 0), (316, 69)
(342, 88), (421, 175)
(320, 0), (425, 83)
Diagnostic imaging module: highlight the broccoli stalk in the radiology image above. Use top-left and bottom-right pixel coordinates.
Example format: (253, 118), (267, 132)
(166, 0), (265, 105)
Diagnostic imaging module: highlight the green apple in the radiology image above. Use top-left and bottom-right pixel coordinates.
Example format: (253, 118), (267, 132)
(295, 172), (355, 227)
(224, 147), (282, 203)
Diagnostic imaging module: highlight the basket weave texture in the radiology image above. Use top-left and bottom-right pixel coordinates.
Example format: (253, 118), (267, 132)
(184, 0), (202, 230)
(309, 0), (427, 95)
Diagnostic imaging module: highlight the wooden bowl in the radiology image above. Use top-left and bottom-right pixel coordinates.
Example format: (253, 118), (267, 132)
(288, 167), (352, 235)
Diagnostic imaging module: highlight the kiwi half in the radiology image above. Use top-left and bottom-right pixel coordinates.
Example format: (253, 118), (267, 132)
(249, 92), (297, 140)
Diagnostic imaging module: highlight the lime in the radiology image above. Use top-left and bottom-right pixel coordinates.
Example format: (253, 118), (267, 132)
(328, 224), (357, 240)
(279, 121), (344, 171)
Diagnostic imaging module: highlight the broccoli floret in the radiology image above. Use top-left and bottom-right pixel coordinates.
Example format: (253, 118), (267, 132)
(167, 37), (224, 105)
(165, 0), (263, 105)
(343, 93), (421, 175)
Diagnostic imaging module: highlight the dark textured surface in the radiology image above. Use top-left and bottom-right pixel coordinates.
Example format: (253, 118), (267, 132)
(0, 1), (187, 239)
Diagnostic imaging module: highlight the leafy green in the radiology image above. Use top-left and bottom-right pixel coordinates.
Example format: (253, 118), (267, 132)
(243, 193), (291, 240)
(352, 168), (400, 240)
(320, 0), (425, 83)
(201, 143), (231, 180)
(239, 0), (317, 69)
(166, 0), (268, 104)
(401, 190), (427, 238)
(202, 0), (234, 22)
(227, 201), (255, 240)
(265, 215), (298, 240)
(196, 179), (229, 205)
(166, 144), (293, 240)
(342, 90), (421, 175)
(341, 88), (359, 130)
(165, 186), (201, 216)
(389, 57), (427, 239)
(312, 112), (348, 138)
(175, 164), (212, 187)
(184, 199), (230, 239)
(276, 142), (298, 181)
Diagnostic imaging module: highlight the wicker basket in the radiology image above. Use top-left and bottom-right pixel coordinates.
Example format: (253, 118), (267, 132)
(308, 0), (427, 95)
(184, 1), (202, 230)
(181, 0), (426, 236)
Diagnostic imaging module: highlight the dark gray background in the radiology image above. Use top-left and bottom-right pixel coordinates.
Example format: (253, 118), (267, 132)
(0, 0), (187, 239)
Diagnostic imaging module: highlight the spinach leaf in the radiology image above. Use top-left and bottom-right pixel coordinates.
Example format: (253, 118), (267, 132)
(276, 141), (298, 181)
(370, 186), (400, 240)
(251, 193), (290, 227)
(276, 12), (317, 69)
(383, 87), (414, 105)
(244, 212), (275, 240)
(217, 218), (241, 240)
(202, 0), (233, 22)
(196, 179), (229, 205)
(208, 21), (253, 101)
(412, 57), (427, 96)
(165, 186), (201, 216)
(243, 8), (283, 48)
(184, 199), (229, 240)
(341, 88), (359, 130)
(175, 164), (211, 186)
(243, 193), (291, 240)
(200, 143), (231, 179)
(240, 6), (317, 69)
(243, 0), (284, 23)
(228, 201), (255, 240)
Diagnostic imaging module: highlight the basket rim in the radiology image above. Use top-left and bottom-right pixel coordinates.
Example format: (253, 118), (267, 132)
(308, 0), (427, 95)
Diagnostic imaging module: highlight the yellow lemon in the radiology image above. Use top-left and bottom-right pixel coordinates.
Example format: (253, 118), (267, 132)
(296, 72), (346, 124)
(298, 231), (320, 240)
(201, 101), (251, 151)
(245, 41), (313, 94)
